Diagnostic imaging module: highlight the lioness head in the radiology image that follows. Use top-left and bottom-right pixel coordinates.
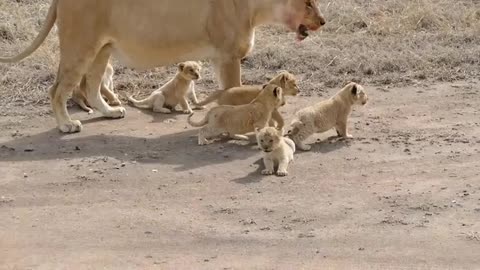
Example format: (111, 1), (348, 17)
(346, 82), (368, 106)
(178, 61), (202, 81)
(284, 0), (326, 41)
(255, 127), (283, 153)
(269, 71), (299, 96)
(257, 84), (285, 108)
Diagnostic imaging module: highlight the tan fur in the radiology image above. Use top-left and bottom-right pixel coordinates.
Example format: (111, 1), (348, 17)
(195, 71), (299, 130)
(288, 82), (368, 151)
(256, 127), (295, 177)
(71, 62), (120, 114)
(128, 61), (202, 114)
(188, 84), (285, 145)
(0, 0), (325, 133)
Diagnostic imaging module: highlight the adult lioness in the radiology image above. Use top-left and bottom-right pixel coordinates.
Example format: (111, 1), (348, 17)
(0, 0), (325, 133)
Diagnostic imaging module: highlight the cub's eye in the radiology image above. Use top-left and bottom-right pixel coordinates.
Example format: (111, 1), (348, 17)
(269, 140), (274, 143)
(260, 140), (264, 143)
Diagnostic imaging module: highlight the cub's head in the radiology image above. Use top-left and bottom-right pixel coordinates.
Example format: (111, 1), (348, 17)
(257, 84), (285, 108)
(269, 71), (299, 96)
(178, 61), (202, 81)
(343, 82), (368, 106)
(255, 127), (283, 153)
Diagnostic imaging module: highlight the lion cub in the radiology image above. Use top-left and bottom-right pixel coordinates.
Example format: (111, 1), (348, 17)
(72, 62), (121, 114)
(288, 82), (368, 151)
(256, 127), (295, 177)
(195, 71), (299, 129)
(188, 84), (284, 145)
(128, 61), (202, 114)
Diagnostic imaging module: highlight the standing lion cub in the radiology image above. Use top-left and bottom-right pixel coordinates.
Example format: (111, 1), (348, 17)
(288, 82), (368, 151)
(256, 127), (296, 177)
(128, 61), (202, 114)
(194, 71), (299, 130)
(188, 84), (284, 145)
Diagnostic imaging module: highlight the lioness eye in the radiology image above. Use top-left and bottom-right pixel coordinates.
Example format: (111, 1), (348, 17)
(260, 140), (264, 143)
(306, 1), (313, 8)
(269, 140), (274, 143)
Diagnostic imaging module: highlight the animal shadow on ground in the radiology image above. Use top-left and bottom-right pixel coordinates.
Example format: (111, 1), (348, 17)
(297, 135), (352, 154)
(0, 119), (258, 172)
(231, 158), (265, 184)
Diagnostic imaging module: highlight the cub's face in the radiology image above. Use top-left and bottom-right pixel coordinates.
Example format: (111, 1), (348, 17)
(351, 83), (368, 105)
(276, 71), (299, 96)
(179, 61), (202, 81)
(255, 127), (282, 153)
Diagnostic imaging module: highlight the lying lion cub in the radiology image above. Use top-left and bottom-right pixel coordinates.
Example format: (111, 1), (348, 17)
(195, 71), (299, 129)
(188, 84), (284, 145)
(288, 82), (368, 151)
(256, 127), (296, 177)
(128, 61), (202, 114)
(72, 63), (121, 114)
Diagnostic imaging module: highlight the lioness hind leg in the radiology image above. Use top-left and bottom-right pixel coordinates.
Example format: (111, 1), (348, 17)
(51, 65), (87, 133)
(85, 45), (126, 119)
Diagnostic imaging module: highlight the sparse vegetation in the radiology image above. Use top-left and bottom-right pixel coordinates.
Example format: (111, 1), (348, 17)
(1, 0), (479, 113)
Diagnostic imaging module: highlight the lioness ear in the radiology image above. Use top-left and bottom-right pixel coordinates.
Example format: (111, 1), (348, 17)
(280, 74), (287, 85)
(178, 63), (185, 71)
(262, 84), (268, 89)
(351, 84), (358, 95)
(273, 87), (281, 97)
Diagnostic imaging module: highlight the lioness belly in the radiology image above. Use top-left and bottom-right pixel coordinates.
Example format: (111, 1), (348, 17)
(112, 44), (216, 69)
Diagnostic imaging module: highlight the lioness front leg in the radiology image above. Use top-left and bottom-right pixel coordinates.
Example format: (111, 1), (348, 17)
(262, 158), (275, 175)
(214, 57), (241, 89)
(276, 158), (290, 177)
(100, 84), (121, 106)
(179, 97), (193, 114)
(85, 46), (126, 119)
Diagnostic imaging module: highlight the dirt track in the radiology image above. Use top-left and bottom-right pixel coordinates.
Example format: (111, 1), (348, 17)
(1, 82), (479, 269)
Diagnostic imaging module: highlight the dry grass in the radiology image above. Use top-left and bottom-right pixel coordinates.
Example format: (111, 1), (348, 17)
(1, 0), (479, 114)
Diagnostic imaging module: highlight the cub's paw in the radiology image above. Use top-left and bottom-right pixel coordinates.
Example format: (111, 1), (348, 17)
(276, 170), (288, 177)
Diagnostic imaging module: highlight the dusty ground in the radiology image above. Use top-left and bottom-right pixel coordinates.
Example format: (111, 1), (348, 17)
(1, 81), (479, 269)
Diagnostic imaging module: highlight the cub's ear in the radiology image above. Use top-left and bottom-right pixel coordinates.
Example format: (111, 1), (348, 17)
(273, 86), (281, 97)
(254, 127), (261, 133)
(262, 84), (268, 89)
(178, 63), (185, 71)
(351, 84), (358, 95)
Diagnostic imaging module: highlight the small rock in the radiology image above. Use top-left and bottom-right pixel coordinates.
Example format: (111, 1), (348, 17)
(75, 146), (81, 151)
(359, 247), (365, 251)
(152, 169), (158, 173)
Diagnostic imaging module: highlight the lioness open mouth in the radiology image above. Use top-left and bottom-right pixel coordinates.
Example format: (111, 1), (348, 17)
(296, 24), (309, 41)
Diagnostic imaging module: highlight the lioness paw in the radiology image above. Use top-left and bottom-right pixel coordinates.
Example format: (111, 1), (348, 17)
(277, 170), (288, 177)
(262, 169), (274, 175)
(183, 109), (193, 114)
(104, 107), (126, 118)
(58, 120), (83, 133)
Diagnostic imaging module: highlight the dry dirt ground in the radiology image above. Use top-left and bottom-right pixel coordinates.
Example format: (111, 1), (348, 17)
(1, 81), (479, 269)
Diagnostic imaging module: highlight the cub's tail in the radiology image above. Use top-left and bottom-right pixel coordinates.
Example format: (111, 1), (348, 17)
(128, 95), (154, 109)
